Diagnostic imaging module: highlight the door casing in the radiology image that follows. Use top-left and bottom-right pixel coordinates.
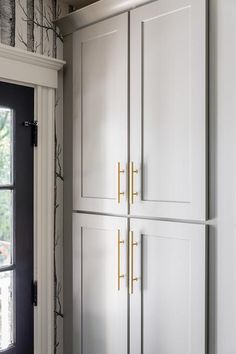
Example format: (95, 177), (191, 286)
(0, 43), (64, 354)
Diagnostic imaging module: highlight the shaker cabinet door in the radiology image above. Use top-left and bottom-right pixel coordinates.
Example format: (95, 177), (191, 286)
(129, 218), (206, 354)
(73, 13), (128, 215)
(130, 0), (207, 220)
(73, 213), (128, 354)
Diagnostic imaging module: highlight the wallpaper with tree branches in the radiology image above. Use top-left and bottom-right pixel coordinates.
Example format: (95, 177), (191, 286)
(0, 1), (70, 353)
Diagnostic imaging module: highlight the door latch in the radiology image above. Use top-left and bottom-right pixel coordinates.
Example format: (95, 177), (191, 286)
(32, 281), (38, 307)
(24, 120), (38, 147)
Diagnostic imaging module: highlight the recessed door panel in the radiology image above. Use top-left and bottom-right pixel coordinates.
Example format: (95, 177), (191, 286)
(130, 0), (207, 220)
(73, 13), (128, 214)
(73, 213), (128, 354)
(142, 7), (190, 203)
(142, 235), (190, 353)
(129, 218), (206, 354)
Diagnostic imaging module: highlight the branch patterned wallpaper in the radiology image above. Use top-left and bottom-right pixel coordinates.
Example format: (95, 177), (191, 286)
(0, 0), (70, 57)
(0, 1), (70, 353)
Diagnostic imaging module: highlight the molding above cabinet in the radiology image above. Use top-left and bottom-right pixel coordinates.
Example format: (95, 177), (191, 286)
(0, 43), (65, 88)
(55, 0), (154, 35)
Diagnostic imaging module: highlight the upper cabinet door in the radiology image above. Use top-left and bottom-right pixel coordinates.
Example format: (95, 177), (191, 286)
(130, 0), (207, 221)
(73, 13), (128, 214)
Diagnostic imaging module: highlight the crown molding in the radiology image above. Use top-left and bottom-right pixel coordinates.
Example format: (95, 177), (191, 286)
(0, 43), (65, 88)
(55, 0), (153, 36)
(0, 43), (65, 71)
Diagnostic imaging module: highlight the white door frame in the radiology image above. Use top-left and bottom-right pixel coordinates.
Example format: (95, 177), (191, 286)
(0, 43), (65, 354)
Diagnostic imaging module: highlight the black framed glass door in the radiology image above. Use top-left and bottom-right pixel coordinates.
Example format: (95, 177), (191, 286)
(0, 82), (34, 354)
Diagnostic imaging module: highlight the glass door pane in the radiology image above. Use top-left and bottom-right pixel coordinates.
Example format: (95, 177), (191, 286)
(0, 190), (13, 267)
(0, 271), (14, 350)
(0, 107), (14, 351)
(0, 108), (13, 185)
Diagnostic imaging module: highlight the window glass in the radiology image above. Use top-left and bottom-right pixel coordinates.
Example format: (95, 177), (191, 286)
(0, 271), (14, 350)
(0, 107), (13, 185)
(0, 191), (13, 267)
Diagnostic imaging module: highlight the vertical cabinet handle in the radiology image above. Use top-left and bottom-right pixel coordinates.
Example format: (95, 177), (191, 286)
(118, 230), (125, 290)
(129, 231), (138, 295)
(129, 162), (138, 204)
(117, 162), (125, 204)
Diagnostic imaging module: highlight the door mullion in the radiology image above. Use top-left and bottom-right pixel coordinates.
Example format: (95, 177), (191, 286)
(0, 185), (14, 190)
(0, 265), (16, 273)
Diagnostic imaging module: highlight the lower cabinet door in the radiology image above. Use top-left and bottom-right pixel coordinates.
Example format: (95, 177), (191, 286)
(73, 213), (128, 354)
(129, 219), (206, 354)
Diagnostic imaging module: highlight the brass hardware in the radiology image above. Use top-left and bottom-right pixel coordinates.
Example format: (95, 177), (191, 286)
(118, 230), (125, 291)
(129, 162), (138, 204)
(117, 162), (125, 204)
(129, 231), (138, 295)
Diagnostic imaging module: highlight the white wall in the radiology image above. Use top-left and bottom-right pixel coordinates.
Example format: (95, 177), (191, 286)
(209, 1), (236, 353)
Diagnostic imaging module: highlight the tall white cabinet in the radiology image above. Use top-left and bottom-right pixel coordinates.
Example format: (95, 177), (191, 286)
(59, 0), (207, 353)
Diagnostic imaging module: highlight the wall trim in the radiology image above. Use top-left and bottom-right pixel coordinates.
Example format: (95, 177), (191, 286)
(55, 0), (154, 35)
(0, 45), (65, 354)
(0, 43), (65, 88)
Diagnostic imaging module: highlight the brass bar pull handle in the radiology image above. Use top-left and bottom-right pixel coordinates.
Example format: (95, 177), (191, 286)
(117, 162), (125, 204)
(118, 230), (125, 291)
(129, 231), (138, 295)
(129, 162), (138, 204)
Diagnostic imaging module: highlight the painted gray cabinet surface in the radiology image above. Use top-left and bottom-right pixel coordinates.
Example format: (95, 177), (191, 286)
(73, 13), (128, 215)
(129, 218), (206, 354)
(73, 213), (206, 354)
(73, 213), (128, 354)
(73, 0), (207, 221)
(130, 0), (207, 221)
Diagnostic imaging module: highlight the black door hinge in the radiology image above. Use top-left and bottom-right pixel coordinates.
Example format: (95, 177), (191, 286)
(24, 120), (38, 147)
(33, 281), (38, 307)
